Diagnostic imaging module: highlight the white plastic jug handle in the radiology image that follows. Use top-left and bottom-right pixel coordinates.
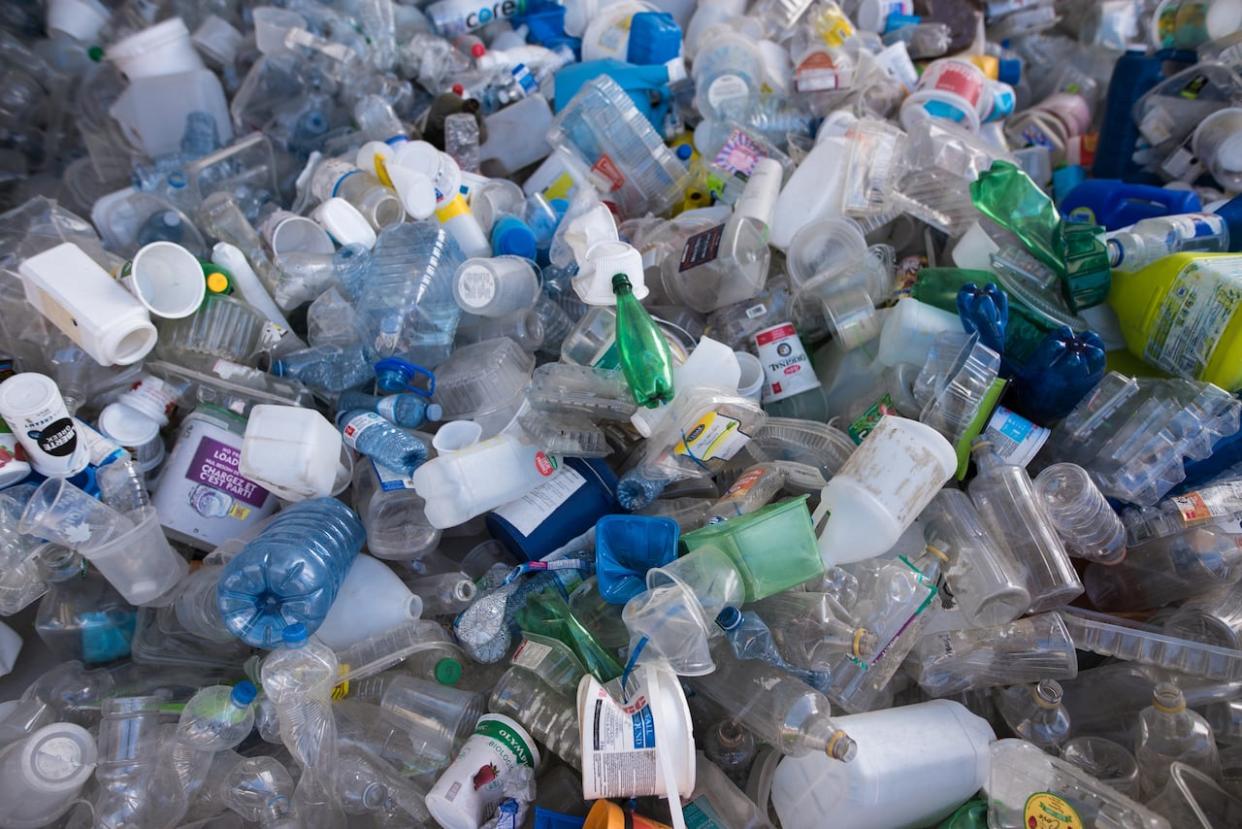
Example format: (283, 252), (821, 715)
(648, 664), (688, 829)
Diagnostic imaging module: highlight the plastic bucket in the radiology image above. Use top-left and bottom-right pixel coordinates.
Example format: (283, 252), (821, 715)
(123, 241), (205, 319)
(106, 18), (203, 80)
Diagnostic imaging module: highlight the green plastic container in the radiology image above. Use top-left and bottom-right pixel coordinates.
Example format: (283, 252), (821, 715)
(681, 495), (824, 601)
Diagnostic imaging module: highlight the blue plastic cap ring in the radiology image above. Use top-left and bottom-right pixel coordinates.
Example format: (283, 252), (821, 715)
(716, 606), (742, 631)
(231, 680), (258, 706)
(282, 623), (309, 646)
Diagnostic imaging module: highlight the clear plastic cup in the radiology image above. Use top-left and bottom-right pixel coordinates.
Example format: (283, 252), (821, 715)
(379, 675), (485, 762)
(77, 506), (188, 606)
(785, 219), (870, 293)
(1060, 736), (1140, 800)
(19, 477), (135, 550)
(1034, 463), (1128, 566)
(818, 286), (881, 351)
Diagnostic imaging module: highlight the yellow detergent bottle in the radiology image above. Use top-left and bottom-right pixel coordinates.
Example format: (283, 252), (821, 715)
(1108, 252), (1242, 391)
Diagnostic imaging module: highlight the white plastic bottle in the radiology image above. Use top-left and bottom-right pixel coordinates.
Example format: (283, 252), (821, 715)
(813, 416), (956, 566)
(1105, 212), (1230, 272)
(770, 700), (994, 829)
(411, 421), (560, 529)
(314, 554), (424, 650)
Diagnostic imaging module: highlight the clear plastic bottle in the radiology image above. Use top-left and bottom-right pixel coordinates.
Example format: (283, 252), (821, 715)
(689, 640), (857, 760)
(357, 222), (467, 367)
(489, 666), (581, 769)
(350, 458), (441, 562)
(407, 572), (477, 617)
(715, 606), (832, 693)
(921, 489), (1032, 627)
(337, 410), (428, 475)
(752, 592), (879, 667)
(260, 623), (345, 825)
(216, 498), (365, 648)
(703, 719), (758, 788)
(993, 679), (1072, 751)
(171, 682), (258, 798)
(270, 342), (374, 396)
(1083, 526), (1242, 612)
(337, 391), (443, 429)
(93, 696), (184, 829)
(1105, 213), (1229, 273)
(968, 441), (1083, 612)
(1135, 682), (1222, 800)
(222, 755), (301, 828)
(706, 462), (788, 523)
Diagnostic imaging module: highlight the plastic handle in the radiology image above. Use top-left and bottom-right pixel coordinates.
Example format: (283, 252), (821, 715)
(373, 358), (436, 397)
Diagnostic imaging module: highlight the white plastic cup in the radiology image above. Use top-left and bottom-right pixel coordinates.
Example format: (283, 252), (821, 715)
(453, 256), (541, 318)
(876, 298), (963, 368)
(1193, 107), (1242, 190)
(105, 18), (203, 80)
(76, 506), (188, 606)
(261, 211), (335, 258)
(813, 415), (957, 566)
(734, 351), (764, 401)
(426, 713), (540, 829)
(123, 241), (206, 319)
(46, 0), (110, 43)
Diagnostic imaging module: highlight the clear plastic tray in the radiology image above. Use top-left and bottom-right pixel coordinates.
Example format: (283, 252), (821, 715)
(1059, 607), (1242, 682)
(431, 336), (535, 421)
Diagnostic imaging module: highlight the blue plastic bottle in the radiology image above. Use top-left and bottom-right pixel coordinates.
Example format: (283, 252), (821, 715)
(216, 498), (365, 648)
(1012, 327), (1107, 425)
(336, 390), (443, 429)
(490, 215), (538, 260)
(270, 343), (373, 395)
(715, 607), (831, 693)
(1060, 179), (1202, 230)
(337, 410), (428, 474)
(957, 283), (1009, 360)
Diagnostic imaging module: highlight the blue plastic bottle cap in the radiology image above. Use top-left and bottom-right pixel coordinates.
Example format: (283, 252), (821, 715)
(998, 57), (1022, 86)
(716, 606), (742, 631)
(282, 623), (309, 646)
(676, 144), (693, 161)
(491, 216), (538, 259)
(231, 680), (258, 706)
(426, 403), (444, 422)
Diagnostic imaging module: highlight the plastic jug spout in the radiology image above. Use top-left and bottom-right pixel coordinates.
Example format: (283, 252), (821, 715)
(431, 420), (483, 454)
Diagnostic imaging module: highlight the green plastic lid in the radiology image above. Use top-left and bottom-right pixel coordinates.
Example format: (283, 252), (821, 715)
(435, 657), (463, 686)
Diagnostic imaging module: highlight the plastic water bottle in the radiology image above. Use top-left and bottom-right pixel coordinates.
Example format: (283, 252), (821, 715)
(216, 498), (365, 648)
(222, 755), (301, 828)
(715, 607), (832, 694)
(993, 679), (1071, 752)
(171, 682), (258, 799)
(703, 719), (758, 788)
(260, 623), (346, 825)
(1105, 213), (1231, 273)
(357, 222), (467, 367)
(337, 410), (429, 475)
(270, 343), (374, 396)
(489, 666), (581, 769)
(337, 390), (443, 428)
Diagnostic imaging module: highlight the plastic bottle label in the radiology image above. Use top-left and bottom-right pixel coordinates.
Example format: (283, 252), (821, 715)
(511, 638), (553, 671)
(980, 405), (1049, 467)
(591, 154), (625, 192)
(1144, 257), (1242, 379)
(683, 797), (728, 829)
(678, 225), (725, 272)
(1171, 481), (1242, 524)
(373, 458), (417, 491)
(723, 465), (767, 498)
(579, 678), (662, 799)
(340, 411), (388, 450)
(847, 394), (896, 444)
(755, 323), (820, 403)
(1023, 793), (1083, 829)
(1, 386), (85, 478)
(457, 264), (498, 308)
(491, 465), (584, 535)
(712, 129), (767, 177)
(0, 426), (30, 487)
(674, 412), (749, 462)
(795, 52), (850, 92)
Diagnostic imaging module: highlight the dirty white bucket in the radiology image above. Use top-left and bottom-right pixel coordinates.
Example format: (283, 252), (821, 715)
(425, 713), (541, 829)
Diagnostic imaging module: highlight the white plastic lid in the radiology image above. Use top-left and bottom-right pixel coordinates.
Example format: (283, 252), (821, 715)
(46, 0), (110, 43)
(21, 723), (96, 793)
(98, 403), (161, 449)
(387, 166), (436, 220)
(312, 198), (377, 250)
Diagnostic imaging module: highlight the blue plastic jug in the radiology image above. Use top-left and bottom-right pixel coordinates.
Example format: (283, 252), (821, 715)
(1093, 48), (1196, 183)
(1060, 179), (1201, 231)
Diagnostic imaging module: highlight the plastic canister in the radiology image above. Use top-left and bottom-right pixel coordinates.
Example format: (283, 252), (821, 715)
(104, 17), (203, 80)
(238, 404), (350, 501)
(0, 722), (97, 829)
(152, 405), (278, 550)
(812, 415), (957, 566)
(577, 664), (695, 811)
(770, 700), (994, 829)
(97, 403), (165, 475)
(18, 243), (157, 367)
(0, 373), (88, 479)
(486, 457), (619, 562)
(425, 713), (541, 829)
(900, 59), (986, 133)
(1059, 179), (1201, 230)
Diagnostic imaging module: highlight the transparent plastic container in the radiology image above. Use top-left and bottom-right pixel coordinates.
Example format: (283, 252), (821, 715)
(526, 363), (637, 421)
(546, 75), (688, 218)
(155, 294), (265, 366)
(1060, 736), (1141, 801)
(489, 666), (581, 769)
(431, 336), (535, 434)
(1135, 683), (1221, 800)
(1059, 608), (1242, 682)
(914, 332), (1001, 446)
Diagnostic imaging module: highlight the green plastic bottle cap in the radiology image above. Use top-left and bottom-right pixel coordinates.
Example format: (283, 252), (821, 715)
(87, 45), (103, 62)
(435, 658), (463, 686)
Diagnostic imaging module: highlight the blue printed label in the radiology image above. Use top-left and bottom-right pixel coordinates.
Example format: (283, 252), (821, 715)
(631, 704), (656, 749)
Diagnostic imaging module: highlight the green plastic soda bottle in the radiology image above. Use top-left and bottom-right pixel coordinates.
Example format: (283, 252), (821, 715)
(612, 272), (674, 408)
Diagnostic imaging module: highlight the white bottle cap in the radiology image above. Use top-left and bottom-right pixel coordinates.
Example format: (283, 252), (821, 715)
(97, 402), (161, 450)
(312, 198), (377, 250)
(387, 166), (437, 220)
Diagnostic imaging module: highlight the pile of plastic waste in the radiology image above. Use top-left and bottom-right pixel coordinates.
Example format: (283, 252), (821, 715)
(6, 0), (1242, 827)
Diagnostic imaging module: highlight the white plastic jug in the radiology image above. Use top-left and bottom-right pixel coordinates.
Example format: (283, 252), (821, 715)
(412, 422), (561, 529)
(315, 554), (423, 650)
(771, 700), (994, 829)
(770, 136), (849, 250)
(813, 415), (956, 565)
(239, 405), (350, 502)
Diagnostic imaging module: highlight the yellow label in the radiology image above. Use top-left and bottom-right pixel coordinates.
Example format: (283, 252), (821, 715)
(227, 503), (252, 520)
(1024, 793), (1084, 829)
(673, 411), (748, 463)
(544, 172), (575, 202)
(373, 154), (394, 189)
(330, 664), (351, 701)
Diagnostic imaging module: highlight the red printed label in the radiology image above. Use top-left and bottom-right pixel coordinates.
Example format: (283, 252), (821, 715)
(534, 451), (557, 476)
(928, 61), (983, 107)
(592, 154), (625, 192)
